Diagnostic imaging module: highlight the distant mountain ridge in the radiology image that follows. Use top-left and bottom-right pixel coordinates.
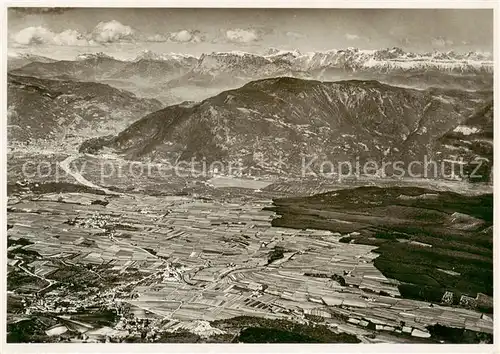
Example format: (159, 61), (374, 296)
(7, 52), (58, 71)
(15, 47), (493, 73)
(195, 47), (493, 75)
(10, 47), (493, 104)
(170, 47), (493, 91)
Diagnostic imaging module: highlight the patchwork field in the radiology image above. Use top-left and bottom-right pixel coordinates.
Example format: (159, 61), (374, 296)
(6, 155), (493, 343)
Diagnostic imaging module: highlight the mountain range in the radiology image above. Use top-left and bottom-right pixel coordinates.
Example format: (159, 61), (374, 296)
(7, 53), (59, 71)
(8, 47), (494, 182)
(80, 77), (492, 178)
(10, 48), (494, 104)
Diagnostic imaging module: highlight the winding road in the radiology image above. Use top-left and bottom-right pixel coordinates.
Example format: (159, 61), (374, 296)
(59, 154), (121, 196)
(17, 260), (58, 294)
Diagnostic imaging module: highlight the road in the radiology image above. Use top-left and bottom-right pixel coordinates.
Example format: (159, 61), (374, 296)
(59, 154), (198, 291)
(59, 154), (121, 196)
(16, 260), (58, 294)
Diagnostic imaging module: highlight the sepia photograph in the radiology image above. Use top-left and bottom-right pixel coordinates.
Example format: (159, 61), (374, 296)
(2, 2), (496, 350)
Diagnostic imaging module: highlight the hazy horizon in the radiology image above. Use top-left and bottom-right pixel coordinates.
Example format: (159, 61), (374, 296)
(8, 8), (494, 60)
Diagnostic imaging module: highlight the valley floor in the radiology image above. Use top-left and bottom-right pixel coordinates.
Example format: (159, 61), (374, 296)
(6, 153), (493, 343)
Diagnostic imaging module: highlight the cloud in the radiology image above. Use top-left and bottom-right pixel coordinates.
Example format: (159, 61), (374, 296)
(431, 37), (454, 48)
(13, 20), (136, 46)
(345, 33), (361, 41)
(145, 29), (204, 43)
(11, 20), (207, 47)
(226, 29), (260, 43)
(54, 29), (91, 45)
(169, 30), (202, 43)
(146, 34), (168, 42)
(13, 26), (50, 45)
(91, 20), (135, 43)
(13, 26), (91, 46)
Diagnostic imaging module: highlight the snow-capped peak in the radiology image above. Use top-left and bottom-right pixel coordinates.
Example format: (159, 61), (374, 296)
(76, 52), (116, 61)
(264, 48), (302, 57)
(133, 50), (197, 62)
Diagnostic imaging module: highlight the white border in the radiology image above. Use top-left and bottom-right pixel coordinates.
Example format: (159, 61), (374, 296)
(2, 0), (500, 8)
(1, 1), (498, 354)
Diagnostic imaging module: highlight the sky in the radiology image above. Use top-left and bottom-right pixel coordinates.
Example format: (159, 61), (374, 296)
(7, 8), (494, 60)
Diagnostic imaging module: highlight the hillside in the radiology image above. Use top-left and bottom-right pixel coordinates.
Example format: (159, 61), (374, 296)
(7, 73), (162, 144)
(80, 77), (491, 177)
(437, 101), (493, 183)
(267, 186), (493, 306)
